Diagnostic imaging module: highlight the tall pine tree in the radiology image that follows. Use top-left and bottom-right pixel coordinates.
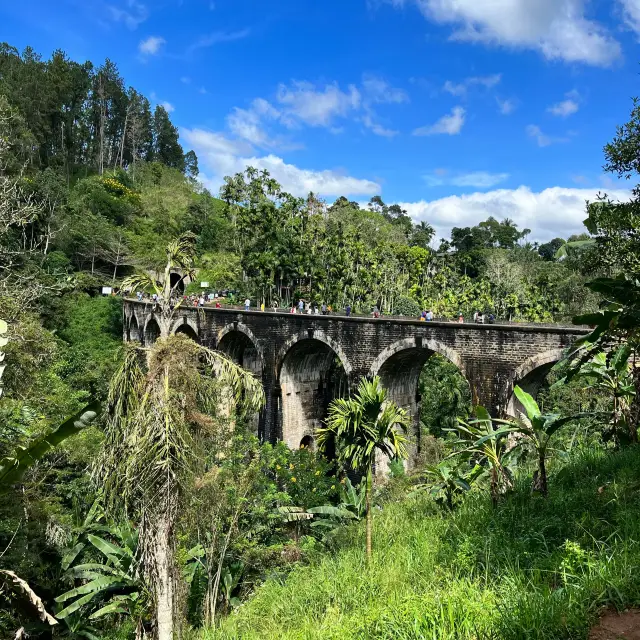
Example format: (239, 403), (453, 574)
(152, 105), (184, 171)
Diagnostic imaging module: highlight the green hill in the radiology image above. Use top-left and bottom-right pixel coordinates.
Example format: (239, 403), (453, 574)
(201, 447), (640, 640)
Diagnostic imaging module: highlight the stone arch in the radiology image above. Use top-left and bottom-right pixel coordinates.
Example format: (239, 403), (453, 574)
(369, 337), (463, 378)
(275, 330), (352, 379)
(300, 434), (315, 450)
(507, 348), (566, 416)
(277, 332), (350, 451)
(174, 324), (199, 341)
(129, 314), (140, 342)
(368, 337), (467, 472)
(144, 317), (161, 346)
(217, 324), (265, 436)
(170, 317), (200, 340)
(217, 323), (264, 370)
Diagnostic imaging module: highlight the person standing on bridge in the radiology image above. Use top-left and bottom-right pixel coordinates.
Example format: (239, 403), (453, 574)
(457, 312), (464, 323)
(260, 301), (265, 312)
(345, 304), (352, 317)
(426, 309), (433, 321)
(244, 297), (250, 311)
(298, 299), (304, 313)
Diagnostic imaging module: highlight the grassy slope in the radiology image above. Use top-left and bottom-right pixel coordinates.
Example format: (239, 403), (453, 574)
(203, 448), (640, 640)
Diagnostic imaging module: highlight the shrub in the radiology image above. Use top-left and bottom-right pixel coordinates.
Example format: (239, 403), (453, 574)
(394, 295), (421, 317)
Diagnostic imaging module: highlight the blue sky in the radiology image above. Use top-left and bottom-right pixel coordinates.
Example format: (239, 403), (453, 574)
(2, 0), (639, 242)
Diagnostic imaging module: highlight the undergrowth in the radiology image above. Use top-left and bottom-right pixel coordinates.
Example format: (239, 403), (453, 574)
(197, 446), (640, 639)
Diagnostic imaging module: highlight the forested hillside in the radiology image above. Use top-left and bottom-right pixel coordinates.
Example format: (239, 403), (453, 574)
(1, 41), (639, 640)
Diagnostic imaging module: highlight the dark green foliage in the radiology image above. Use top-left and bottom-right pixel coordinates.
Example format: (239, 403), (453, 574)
(48, 294), (123, 400)
(393, 295), (421, 317)
(538, 237), (566, 261)
(0, 41), (187, 178)
(152, 105), (185, 171)
(419, 355), (471, 439)
(0, 402), (99, 492)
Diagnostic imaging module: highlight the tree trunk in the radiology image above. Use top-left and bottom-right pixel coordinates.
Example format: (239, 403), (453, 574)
(538, 453), (548, 497)
(154, 517), (174, 640)
(365, 468), (372, 560)
(490, 467), (498, 508)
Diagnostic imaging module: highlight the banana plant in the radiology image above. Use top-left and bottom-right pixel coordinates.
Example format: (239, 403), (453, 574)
(454, 407), (516, 506)
(337, 476), (367, 520)
(275, 480), (364, 541)
(411, 458), (481, 511)
(509, 386), (592, 497)
(555, 345), (635, 446)
(0, 402), (100, 493)
(56, 521), (148, 627)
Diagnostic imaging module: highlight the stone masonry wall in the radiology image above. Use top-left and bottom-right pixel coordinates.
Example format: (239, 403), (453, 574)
(124, 301), (588, 448)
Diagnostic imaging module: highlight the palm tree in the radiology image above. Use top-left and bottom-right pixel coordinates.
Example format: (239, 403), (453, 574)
(95, 334), (264, 640)
(317, 376), (409, 559)
(121, 232), (197, 337)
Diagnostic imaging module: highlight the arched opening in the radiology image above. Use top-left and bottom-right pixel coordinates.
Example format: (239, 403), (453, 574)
(217, 330), (264, 434)
(144, 318), (161, 346)
(174, 324), (198, 341)
(300, 434), (315, 450)
(507, 349), (565, 417)
(169, 271), (184, 295)
(371, 338), (469, 471)
(278, 339), (348, 451)
(129, 316), (140, 342)
(217, 330), (263, 379)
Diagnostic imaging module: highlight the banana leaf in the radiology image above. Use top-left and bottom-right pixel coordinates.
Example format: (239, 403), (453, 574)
(0, 401), (100, 492)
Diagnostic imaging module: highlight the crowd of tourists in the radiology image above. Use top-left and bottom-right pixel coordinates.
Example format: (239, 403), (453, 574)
(132, 290), (499, 324)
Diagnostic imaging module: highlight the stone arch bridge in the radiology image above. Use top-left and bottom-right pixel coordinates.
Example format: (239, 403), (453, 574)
(124, 300), (588, 456)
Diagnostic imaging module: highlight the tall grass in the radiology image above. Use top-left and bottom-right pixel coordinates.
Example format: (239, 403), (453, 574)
(198, 447), (640, 639)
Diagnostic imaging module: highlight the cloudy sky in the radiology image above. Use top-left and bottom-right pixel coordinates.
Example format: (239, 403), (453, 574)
(3, 0), (639, 242)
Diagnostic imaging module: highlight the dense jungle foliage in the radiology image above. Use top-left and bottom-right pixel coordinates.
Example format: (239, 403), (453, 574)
(1, 42), (640, 640)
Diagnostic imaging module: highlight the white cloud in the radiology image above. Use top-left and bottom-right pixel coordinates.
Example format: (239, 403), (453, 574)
(425, 171), (509, 188)
(526, 124), (567, 147)
(108, 0), (148, 29)
(160, 101), (175, 113)
(443, 74), (501, 96)
(227, 99), (283, 148)
(391, 0), (620, 66)
(619, 0), (640, 35)
(224, 75), (407, 144)
(361, 74), (409, 104)
(181, 128), (380, 198)
(187, 29), (250, 55)
(276, 81), (361, 128)
(413, 106), (465, 136)
(399, 185), (631, 243)
(362, 113), (398, 137)
(359, 74), (408, 136)
(139, 35), (165, 55)
(497, 97), (516, 115)
(547, 99), (579, 117)
(547, 91), (580, 117)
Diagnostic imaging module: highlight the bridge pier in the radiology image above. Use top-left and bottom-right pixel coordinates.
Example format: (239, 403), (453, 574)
(123, 301), (587, 467)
